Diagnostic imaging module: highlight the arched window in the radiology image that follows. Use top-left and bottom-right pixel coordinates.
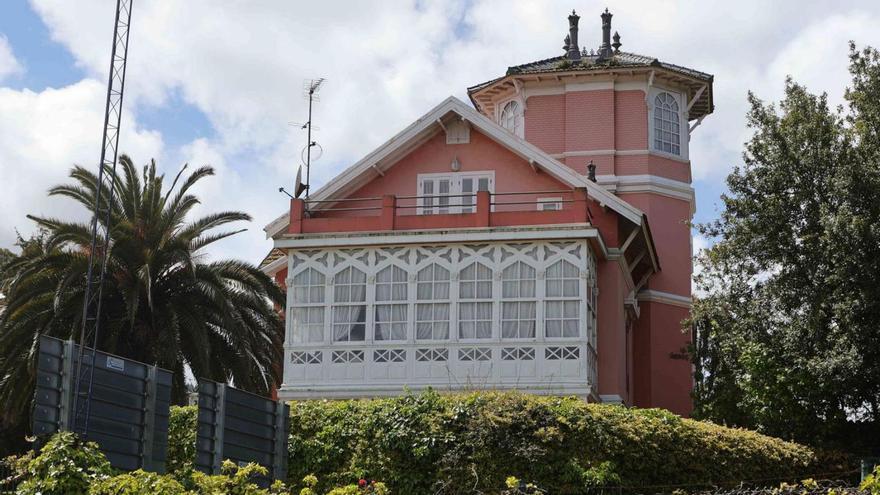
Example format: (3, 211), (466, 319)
(291, 268), (325, 343)
(545, 260), (580, 338)
(375, 265), (407, 341)
(500, 100), (522, 136)
(416, 264), (450, 340)
(653, 92), (680, 155)
(332, 266), (366, 342)
(459, 262), (493, 339)
(501, 261), (536, 339)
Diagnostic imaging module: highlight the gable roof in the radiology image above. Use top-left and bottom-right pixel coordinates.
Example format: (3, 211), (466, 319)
(264, 96), (645, 238)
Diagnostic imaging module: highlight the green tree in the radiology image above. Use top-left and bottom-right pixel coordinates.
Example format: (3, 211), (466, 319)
(691, 44), (880, 451)
(0, 156), (284, 432)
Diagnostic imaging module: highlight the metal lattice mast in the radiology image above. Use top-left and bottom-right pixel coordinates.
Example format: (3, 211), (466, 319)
(72, 0), (133, 437)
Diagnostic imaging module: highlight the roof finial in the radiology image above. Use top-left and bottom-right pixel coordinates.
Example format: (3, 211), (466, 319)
(612, 31), (621, 53)
(587, 160), (597, 182)
(567, 9), (582, 62)
(597, 8), (614, 62)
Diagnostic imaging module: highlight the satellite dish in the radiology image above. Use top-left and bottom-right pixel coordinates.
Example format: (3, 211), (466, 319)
(294, 166), (308, 198)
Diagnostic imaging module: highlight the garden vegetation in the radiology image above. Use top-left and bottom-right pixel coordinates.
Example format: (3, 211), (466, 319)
(168, 391), (830, 494)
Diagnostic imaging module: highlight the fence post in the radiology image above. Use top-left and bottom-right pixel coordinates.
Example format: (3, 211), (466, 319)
(380, 195), (396, 230)
(476, 190), (490, 227)
(210, 383), (226, 474)
(272, 400), (288, 481)
(59, 339), (75, 431)
(141, 365), (158, 471)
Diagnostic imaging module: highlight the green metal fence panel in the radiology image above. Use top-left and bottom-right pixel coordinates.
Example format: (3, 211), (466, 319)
(195, 380), (289, 485)
(32, 335), (172, 473)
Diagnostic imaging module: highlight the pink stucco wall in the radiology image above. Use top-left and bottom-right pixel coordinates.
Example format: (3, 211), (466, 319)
(596, 256), (629, 403)
(344, 129), (571, 204)
(633, 302), (693, 415)
(619, 192), (692, 296)
(616, 154), (691, 182)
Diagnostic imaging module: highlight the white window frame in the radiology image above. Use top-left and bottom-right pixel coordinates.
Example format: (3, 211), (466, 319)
(415, 263), (451, 340)
(331, 266), (367, 342)
(536, 197), (563, 211)
(289, 268), (326, 344)
(498, 99), (524, 138)
(417, 171), (495, 215)
(374, 265), (408, 342)
(544, 259), (581, 339)
(500, 261), (537, 340)
(648, 87), (688, 160)
(458, 261), (493, 340)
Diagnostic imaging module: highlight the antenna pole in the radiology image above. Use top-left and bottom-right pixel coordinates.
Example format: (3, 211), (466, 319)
(300, 78), (323, 200)
(305, 89), (313, 200)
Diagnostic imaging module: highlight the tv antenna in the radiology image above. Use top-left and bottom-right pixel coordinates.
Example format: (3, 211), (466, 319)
(296, 78), (325, 200)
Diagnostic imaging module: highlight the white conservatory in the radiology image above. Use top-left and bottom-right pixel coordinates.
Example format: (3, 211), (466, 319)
(279, 239), (599, 399)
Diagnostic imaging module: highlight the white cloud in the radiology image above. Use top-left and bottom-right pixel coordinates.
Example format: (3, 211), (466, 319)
(0, 80), (162, 250)
(0, 35), (23, 82)
(8, 0), (880, 265)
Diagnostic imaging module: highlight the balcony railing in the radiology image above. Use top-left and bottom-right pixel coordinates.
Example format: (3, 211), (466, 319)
(287, 188), (591, 235)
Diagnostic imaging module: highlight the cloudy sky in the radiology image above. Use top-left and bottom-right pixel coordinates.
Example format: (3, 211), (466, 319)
(2, 0), (879, 265)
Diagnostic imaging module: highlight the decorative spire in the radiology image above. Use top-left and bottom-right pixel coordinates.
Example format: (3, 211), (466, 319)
(567, 10), (581, 61)
(612, 31), (621, 52)
(597, 8), (614, 62)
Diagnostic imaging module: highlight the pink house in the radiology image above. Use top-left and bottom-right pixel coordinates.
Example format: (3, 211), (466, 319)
(261, 9), (713, 416)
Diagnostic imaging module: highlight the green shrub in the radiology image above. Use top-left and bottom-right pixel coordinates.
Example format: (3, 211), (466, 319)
(167, 405), (197, 476)
(862, 465), (880, 495)
(89, 469), (187, 494)
(188, 460), (288, 494)
(16, 431), (113, 495)
(15, 431), (289, 495)
(286, 391), (817, 494)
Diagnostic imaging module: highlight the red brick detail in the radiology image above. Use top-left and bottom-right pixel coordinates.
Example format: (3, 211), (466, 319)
(288, 199), (304, 234)
(614, 90), (648, 150)
(524, 94), (565, 155)
(565, 90), (614, 152)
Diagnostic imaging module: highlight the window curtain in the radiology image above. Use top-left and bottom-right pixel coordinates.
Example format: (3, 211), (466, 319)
(416, 303), (449, 340)
(417, 264), (449, 300)
(502, 301), (536, 338)
(375, 304), (407, 340)
(545, 300), (579, 338)
(459, 302), (492, 339)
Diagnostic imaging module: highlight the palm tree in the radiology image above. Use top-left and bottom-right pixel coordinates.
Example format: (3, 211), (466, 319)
(0, 156), (284, 427)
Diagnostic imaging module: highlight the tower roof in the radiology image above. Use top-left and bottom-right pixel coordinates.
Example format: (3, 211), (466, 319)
(467, 10), (714, 121)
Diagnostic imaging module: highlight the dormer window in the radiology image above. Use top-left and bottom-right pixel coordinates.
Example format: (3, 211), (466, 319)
(653, 92), (681, 155)
(499, 100), (523, 137)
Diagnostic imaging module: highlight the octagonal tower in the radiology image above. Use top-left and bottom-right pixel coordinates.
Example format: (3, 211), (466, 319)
(468, 9), (714, 413)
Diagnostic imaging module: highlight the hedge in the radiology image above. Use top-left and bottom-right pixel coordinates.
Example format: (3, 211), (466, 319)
(168, 391), (823, 494)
